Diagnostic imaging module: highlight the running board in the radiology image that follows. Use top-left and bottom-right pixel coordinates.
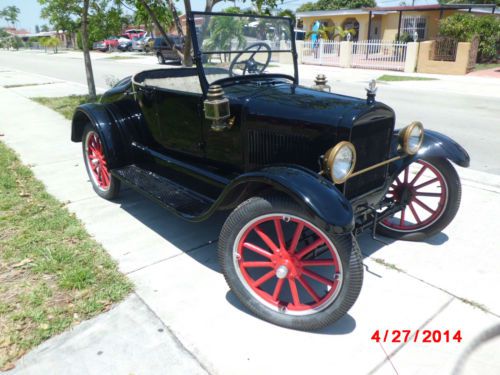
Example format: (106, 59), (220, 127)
(112, 164), (213, 218)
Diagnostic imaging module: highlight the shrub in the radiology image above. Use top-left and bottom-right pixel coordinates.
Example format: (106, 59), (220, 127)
(439, 14), (500, 62)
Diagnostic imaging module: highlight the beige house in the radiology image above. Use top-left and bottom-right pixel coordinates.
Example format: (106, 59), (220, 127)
(296, 4), (499, 41)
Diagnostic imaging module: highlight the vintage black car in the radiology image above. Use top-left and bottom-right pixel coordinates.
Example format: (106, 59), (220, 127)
(71, 12), (469, 331)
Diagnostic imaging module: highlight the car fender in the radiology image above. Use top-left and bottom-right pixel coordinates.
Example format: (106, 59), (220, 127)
(389, 129), (470, 178)
(215, 166), (354, 234)
(71, 103), (126, 169)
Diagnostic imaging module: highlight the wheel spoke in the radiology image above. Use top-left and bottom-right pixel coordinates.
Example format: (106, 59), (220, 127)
(253, 225), (279, 253)
(273, 219), (286, 250)
(101, 167), (110, 186)
(288, 278), (301, 306)
(410, 164), (427, 185)
(252, 270), (275, 288)
(295, 237), (325, 260)
(301, 259), (335, 267)
(288, 222), (304, 254)
(302, 269), (334, 287)
(408, 203), (422, 224)
(242, 242), (273, 259)
(297, 276), (320, 303)
(399, 206), (406, 226)
(241, 261), (273, 268)
(395, 177), (402, 186)
(415, 177), (438, 190)
(403, 167), (409, 184)
(413, 197), (435, 214)
(272, 278), (284, 301)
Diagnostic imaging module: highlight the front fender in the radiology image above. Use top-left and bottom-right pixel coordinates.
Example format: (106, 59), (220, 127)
(414, 129), (470, 167)
(216, 166), (354, 234)
(71, 103), (126, 169)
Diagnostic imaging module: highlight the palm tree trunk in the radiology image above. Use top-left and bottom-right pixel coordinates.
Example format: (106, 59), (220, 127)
(82, 0), (96, 100)
(182, 0), (193, 67)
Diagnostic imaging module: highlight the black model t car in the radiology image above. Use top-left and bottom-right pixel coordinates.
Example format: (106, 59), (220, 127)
(71, 12), (469, 330)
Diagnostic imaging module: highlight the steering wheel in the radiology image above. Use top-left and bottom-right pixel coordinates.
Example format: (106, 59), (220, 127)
(229, 42), (272, 77)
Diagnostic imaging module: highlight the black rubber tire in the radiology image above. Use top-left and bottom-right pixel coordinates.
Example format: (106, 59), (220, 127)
(82, 124), (121, 200)
(157, 53), (165, 64)
(218, 195), (364, 331)
(376, 157), (461, 241)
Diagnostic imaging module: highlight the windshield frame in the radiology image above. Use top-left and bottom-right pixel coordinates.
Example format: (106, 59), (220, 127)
(189, 11), (298, 94)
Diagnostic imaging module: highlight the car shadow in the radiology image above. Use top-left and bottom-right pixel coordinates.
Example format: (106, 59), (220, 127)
(225, 291), (357, 335)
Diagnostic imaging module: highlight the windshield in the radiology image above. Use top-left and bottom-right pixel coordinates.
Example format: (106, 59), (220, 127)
(193, 13), (295, 85)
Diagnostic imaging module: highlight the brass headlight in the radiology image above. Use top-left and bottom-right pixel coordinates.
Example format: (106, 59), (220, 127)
(400, 121), (424, 155)
(325, 141), (356, 184)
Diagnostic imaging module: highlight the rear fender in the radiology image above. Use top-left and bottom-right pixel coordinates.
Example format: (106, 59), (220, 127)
(216, 166), (354, 234)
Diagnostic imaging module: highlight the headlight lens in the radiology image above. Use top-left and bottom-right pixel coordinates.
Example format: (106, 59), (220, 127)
(400, 121), (424, 155)
(325, 141), (356, 184)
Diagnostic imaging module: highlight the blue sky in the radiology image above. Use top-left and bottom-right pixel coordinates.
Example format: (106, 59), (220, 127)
(1, 0), (437, 32)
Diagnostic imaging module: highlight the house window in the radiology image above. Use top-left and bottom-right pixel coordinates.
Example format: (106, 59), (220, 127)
(402, 16), (427, 40)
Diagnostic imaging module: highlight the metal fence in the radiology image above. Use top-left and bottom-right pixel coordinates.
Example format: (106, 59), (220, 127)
(430, 37), (458, 62)
(351, 40), (407, 71)
(302, 40), (341, 66)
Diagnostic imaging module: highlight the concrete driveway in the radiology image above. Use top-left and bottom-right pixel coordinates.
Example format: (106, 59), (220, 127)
(0, 68), (499, 375)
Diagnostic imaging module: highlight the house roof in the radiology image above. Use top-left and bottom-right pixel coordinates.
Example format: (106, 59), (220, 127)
(296, 3), (498, 18)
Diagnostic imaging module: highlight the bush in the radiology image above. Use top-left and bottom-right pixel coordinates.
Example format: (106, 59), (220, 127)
(439, 14), (500, 62)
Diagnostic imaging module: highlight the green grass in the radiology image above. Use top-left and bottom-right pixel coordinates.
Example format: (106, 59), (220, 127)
(377, 75), (439, 82)
(473, 63), (500, 71)
(33, 95), (101, 120)
(0, 142), (132, 370)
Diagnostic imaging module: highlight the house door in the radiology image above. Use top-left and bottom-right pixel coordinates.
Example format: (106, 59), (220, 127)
(370, 19), (381, 40)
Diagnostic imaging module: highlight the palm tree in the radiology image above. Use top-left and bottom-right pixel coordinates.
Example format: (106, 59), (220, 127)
(306, 25), (356, 41)
(204, 15), (247, 62)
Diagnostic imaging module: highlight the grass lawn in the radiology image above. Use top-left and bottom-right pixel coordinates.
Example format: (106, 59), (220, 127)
(0, 142), (132, 370)
(105, 55), (138, 60)
(33, 95), (100, 120)
(377, 75), (439, 82)
(473, 63), (500, 71)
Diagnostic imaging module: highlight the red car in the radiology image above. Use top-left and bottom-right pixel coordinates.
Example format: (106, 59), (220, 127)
(122, 29), (146, 40)
(93, 36), (120, 52)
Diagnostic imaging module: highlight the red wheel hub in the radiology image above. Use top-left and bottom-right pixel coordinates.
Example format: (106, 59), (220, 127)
(235, 215), (343, 314)
(86, 131), (111, 190)
(382, 160), (447, 232)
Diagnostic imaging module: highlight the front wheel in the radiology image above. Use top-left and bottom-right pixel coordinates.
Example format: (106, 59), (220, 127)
(82, 124), (120, 200)
(218, 195), (363, 331)
(377, 157), (461, 241)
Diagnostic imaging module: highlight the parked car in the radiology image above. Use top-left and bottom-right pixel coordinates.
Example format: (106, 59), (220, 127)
(72, 12), (470, 331)
(117, 38), (133, 52)
(132, 35), (154, 52)
(153, 35), (183, 64)
(122, 28), (146, 40)
(92, 36), (120, 52)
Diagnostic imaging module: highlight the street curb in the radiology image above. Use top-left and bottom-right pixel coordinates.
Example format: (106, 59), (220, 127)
(456, 167), (500, 192)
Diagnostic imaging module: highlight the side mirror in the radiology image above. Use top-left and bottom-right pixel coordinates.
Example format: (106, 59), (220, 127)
(204, 85), (231, 132)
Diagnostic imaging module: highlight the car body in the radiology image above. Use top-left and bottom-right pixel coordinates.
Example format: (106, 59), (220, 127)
(153, 35), (183, 64)
(122, 28), (146, 40)
(72, 12), (469, 331)
(92, 36), (120, 52)
(117, 38), (133, 52)
(132, 35), (154, 52)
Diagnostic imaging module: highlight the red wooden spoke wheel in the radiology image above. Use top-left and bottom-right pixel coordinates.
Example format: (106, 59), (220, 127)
(381, 160), (448, 232)
(85, 131), (111, 191)
(233, 214), (343, 315)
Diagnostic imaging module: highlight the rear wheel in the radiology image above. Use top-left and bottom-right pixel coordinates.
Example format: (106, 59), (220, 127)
(82, 125), (120, 200)
(377, 157), (461, 241)
(218, 195), (363, 331)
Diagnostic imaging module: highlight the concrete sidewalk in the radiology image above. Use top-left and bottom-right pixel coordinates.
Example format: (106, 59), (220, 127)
(1, 71), (499, 374)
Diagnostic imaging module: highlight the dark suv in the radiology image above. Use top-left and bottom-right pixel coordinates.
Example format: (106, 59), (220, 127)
(154, 35), (183, 64)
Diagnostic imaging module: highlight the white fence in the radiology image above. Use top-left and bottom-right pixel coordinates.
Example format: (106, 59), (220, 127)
(301, 39), (408, 71)
(351, 40), (407, 71)
(302, 40), (341, 66)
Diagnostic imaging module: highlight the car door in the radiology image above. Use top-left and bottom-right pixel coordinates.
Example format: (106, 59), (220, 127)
(154, 88), (204, 158)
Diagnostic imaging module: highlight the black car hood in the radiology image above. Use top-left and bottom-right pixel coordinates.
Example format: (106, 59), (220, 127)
(225, 81), (392, 130)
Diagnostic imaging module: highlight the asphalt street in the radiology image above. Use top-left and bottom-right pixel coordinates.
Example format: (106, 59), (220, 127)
(0, 50), (499, 174)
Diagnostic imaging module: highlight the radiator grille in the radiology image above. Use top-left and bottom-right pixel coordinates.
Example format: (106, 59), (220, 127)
(247, 129), (313, 168)
(345, 118), (393, 199)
